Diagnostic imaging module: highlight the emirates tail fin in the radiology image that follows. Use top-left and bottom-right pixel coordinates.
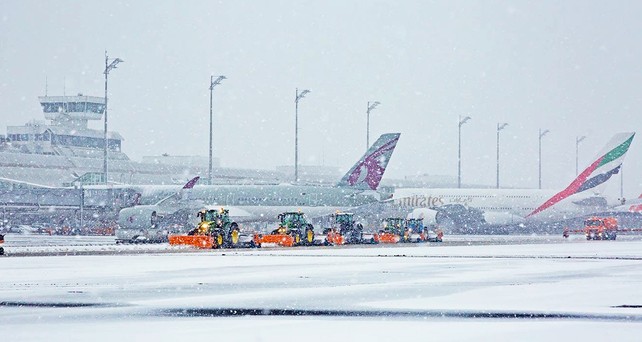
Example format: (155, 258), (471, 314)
(527, 132), (635, 217)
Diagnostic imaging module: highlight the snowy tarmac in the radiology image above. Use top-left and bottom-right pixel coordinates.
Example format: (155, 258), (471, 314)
(2, 234), (642, 341)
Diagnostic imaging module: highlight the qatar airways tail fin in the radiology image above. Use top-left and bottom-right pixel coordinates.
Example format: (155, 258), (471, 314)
(337, 133), (400, 190)
(527, 132), (635, 217)
(182, 176), (200, 190)
(155, 176), (200, 206)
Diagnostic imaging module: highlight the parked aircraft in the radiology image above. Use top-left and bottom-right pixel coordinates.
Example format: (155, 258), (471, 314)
(116, 133), (401, 242)
(396, 132), (635, 233)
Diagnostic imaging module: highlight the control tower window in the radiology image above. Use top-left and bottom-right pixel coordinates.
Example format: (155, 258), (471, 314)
(86, 103), (105, 113)
(109, 140), (121, 152)
(41, 101), (105, 114)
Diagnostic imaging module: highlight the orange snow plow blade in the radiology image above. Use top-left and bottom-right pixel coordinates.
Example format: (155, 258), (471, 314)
(325, 231), (345, 245)
(260, 234), (294, 247)
(168, 235), (214, 249)
(378, 232), (400, 244)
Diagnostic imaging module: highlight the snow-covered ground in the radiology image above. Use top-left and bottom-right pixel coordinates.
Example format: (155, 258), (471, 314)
(2, 234), (642, 341)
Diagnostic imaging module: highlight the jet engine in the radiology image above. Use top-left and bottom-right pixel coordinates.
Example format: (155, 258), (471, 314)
(407, 208), (438, 225)
(118, 205), (162, 230)
(433, 204), (486, 234)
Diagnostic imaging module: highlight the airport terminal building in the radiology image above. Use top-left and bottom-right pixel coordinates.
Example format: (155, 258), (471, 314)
(0, 94), (349, 230)
(0, 94), (286, 188)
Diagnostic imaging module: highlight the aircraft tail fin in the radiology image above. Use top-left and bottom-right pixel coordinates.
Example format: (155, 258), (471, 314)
(179, 176), (199, 200)
(182, 176), (200, 189)
(337, 133), (400, 190)
(527, 132), (635, 217)
(155, 176), (200, 206)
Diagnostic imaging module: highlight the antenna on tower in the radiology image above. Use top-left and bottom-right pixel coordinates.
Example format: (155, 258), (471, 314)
(45, 76), (48, 96)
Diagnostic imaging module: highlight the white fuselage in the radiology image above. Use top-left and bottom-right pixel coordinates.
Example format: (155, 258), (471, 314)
(392, 188), (617, 223)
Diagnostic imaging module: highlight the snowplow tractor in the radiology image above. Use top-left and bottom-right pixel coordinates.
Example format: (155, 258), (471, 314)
(169, 208), (241, 249)
(319, 213), (378, 245)
(378, 218), (406, 244)
(406, 218), (427, 243)
(335, 213), (364, 244)
(261, 212), (315, 247)
(322, 212), (368, 245)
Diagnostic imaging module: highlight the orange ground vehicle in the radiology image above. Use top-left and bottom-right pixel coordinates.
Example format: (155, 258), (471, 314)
(563, 216), (618, 240)
(584, 216), (618, 240)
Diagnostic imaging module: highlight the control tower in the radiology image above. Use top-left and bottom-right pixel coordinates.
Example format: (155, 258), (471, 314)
(4, 94), (123, 156)
(39, 94), (105, 129)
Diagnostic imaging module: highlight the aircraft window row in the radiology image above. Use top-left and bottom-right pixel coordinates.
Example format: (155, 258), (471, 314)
(205, 197), (304, 204)
(479, 206), (535, 211)
(439, 194), (532, 199)
(442, 195), (494, 199)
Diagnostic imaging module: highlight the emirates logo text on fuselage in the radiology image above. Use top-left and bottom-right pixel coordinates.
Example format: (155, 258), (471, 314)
(394, 195), (474, 208)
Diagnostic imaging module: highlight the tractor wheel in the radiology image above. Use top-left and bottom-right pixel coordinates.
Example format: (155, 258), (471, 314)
(305, 225), (315, 245)
(215, 233), (224, 248)
(402, 231), (410, 243)
(229, 223), (240, 247)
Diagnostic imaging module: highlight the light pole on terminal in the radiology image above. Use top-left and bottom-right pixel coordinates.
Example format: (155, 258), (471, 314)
(295, 88), (310, 183)
(458, 115), (471, 188)
(575, 135), (586, 175)
(103, 51), (123, 184)
(209, 75), (226, 185)
(538, 128), (550, 189)
(496, 123), (508, 189)
(366, 101), (380, 149)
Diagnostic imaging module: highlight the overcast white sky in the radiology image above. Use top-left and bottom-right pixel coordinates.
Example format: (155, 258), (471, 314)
(1, 0), (641, 197)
